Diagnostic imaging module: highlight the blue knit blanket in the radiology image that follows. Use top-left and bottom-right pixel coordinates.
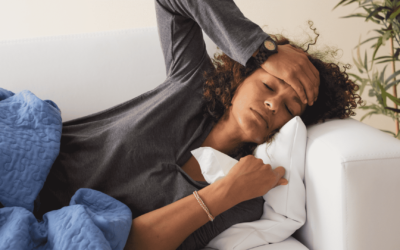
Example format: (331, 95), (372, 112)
(0, 89), (132, 250)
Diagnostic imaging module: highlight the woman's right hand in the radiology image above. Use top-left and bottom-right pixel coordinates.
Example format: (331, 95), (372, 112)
(223, 155), (288, 203)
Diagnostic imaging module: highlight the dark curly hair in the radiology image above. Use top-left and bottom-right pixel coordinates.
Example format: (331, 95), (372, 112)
(201, 23), (363, 159)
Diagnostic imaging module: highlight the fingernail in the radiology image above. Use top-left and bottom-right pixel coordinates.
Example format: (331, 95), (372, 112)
(303, 99), (307, 104)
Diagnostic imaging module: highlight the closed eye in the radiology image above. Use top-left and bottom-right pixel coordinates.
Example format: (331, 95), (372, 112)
(264, 81), (294, 116)
(286, 105), (294, 117)
(263, 82), (273, 91)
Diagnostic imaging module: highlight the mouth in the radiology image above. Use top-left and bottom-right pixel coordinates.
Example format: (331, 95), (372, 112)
(251, 108), (269, 129)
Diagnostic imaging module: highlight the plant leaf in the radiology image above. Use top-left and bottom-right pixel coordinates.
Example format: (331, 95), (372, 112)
(344, 0), (362, 7)
(378, 81), (387, 107)
(332, 0), (349, 10)
(372, 36), (383, 64)
(341, 13), (369, 19)
(380, 64), (388, 83)
(354, 36), (381, 48)
(369, 88), (375, 97)
(374, 56), (396, 60)
(366, 6), (384, 21)
(348, 72), (364, 83)
(376, 59), (400, 64)
(360, 111), (378, 121)
(395, 48), (400, 59)
(382, 30), (392, 45)
(385, 69), (400, 83)
(385, 79), (400, 90)
(386, 91), (400, 105)
(360, 80), (368, 95)
(380, 129), (396, 136)
(359, 104), (376, 109)
(352, 54), (365, 73)
(373, 29), (385, 35)
(357, 37), (365, 69)
(389, 6), (400, 19)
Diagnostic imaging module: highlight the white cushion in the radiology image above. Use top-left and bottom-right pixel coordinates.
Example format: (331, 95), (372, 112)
(191, 116), (307, 249)
(294, 118), (400, 250)
(0, 27), (219, 122)
(201, 236), (308, 250)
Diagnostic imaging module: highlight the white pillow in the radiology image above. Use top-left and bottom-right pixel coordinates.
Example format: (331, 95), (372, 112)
(191, 116), (307, 249)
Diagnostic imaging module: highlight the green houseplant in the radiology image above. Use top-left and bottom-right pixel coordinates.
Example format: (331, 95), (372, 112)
(334, 0), (400, 138)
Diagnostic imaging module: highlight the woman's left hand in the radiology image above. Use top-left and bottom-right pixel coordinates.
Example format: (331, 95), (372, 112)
(260, 44), (320, 106)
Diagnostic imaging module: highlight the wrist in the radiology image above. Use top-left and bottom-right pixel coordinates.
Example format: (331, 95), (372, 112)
(252, 48), (259, 58)
(197, 177), (240, 217)
(254, 37), (278, 66)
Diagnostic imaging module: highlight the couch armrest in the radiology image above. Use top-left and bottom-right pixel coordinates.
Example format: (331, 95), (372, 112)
(293, 118), (400, 250)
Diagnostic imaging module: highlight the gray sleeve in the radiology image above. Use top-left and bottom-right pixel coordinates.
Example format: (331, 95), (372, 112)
(155, 0), (270, 78)
(177, 196), (265, 250)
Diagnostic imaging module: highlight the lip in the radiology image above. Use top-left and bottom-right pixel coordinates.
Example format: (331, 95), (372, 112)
(251, 108), (269, 129)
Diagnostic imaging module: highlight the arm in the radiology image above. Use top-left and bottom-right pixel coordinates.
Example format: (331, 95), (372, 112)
(155, 0), (269, 77)
(124, 177), (239, 250)
(156, 0), (319, 104)
(124, 155), (287, 250)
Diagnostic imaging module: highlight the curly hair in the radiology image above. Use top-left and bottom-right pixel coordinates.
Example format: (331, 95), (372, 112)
(201, 24), (363, 159)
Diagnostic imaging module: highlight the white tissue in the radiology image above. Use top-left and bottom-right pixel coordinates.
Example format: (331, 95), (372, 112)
(190, 147), (239, 183)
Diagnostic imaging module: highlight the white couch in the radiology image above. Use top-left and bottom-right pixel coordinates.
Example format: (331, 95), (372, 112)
(1, 27), (400, 250)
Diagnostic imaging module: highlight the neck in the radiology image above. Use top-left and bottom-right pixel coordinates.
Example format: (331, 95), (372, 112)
(201, 111), (245, 156)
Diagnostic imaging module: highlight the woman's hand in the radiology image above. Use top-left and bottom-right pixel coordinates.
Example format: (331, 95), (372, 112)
(223, 155), (288, 203)
(260, 44), (320, 106)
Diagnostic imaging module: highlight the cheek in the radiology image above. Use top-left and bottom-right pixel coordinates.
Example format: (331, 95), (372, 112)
(233, 107), (269, 144)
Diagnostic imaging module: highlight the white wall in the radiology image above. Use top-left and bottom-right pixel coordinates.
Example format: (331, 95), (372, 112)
(1, 0), (398, 133)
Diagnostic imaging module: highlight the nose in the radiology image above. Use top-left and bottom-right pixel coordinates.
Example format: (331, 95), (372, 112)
(264, 98), (279, 114)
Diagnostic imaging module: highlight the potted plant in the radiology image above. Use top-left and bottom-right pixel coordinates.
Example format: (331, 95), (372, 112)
(334, 0), (400, 138)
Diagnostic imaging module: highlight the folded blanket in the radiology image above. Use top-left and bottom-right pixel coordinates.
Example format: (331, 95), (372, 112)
(0, 188), (132, 250)
(0, 89), (132, 250)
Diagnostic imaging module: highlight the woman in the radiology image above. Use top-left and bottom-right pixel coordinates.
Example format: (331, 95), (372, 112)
(36, 0), (362, 249)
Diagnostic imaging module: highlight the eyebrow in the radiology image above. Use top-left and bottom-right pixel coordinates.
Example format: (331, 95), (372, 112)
(278, 78), (304, 113)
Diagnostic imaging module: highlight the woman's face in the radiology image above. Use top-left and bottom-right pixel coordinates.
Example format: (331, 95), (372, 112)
(230, 67), (307, 144)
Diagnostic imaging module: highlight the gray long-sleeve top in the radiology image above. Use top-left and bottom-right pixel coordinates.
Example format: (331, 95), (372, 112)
(37, 0), (271, 249)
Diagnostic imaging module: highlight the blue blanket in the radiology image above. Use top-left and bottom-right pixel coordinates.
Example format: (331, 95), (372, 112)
(0, 89), (132, 250)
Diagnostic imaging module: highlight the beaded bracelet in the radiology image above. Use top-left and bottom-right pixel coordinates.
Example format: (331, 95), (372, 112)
(193, 190), (215, 222)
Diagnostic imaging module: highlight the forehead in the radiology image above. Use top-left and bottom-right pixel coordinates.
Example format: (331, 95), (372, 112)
(256, 69), (307, 113)
(256, 69), (288, 86)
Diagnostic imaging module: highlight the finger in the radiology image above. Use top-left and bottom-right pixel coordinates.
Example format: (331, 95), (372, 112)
(273, 178), (288, 188)
(293, 54), (320, 105)
(273, 166), (286, 178)
(286, 46), (319, 104)
(287, 45), (318, 81)
(304, 59), (320, 102)
(307, 58), (320, 81)
(299, 64), (318, 105)
(286, 76), (308, 104)
(277, 178), (288, 186)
